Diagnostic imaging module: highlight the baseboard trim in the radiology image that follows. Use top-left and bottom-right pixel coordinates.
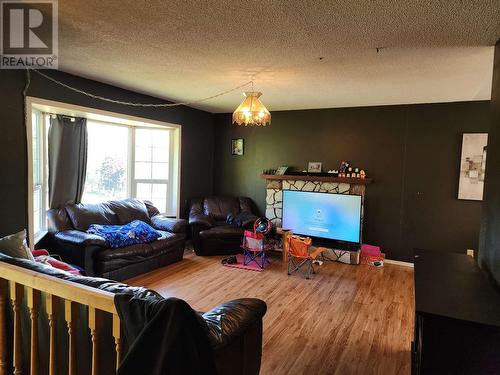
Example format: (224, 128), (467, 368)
(384, 259), (414, 268)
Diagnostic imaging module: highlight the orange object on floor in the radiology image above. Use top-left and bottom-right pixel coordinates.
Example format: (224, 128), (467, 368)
(286, 235), (326, 279)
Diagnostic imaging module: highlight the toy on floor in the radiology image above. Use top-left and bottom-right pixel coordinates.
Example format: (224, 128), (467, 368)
(286, 234), (327, 279)
(241, 218), (273, 269)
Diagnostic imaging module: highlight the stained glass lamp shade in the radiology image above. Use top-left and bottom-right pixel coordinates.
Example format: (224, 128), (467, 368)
(232, 91), (271, 126)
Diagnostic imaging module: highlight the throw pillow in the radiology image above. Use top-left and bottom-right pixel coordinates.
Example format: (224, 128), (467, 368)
(0, 230), (35, 260)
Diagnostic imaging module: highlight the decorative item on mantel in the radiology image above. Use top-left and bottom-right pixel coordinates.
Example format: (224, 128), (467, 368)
(276, 166), (288, 175)
(263, 168), (278, 175)
(262, 164), (368, 180)
(307, 162), (322, 173)
(338, 161), (367, 179)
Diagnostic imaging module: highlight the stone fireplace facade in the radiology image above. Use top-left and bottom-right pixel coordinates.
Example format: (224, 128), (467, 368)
(264, 177), (367, 229)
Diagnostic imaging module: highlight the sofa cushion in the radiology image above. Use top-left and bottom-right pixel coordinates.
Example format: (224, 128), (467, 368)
(47, 207), (73, 233)
(66, 202), (118, 231)
(144, 200), (160, 218)
(108, 199), (151, 225)
(239, 197), (254, 213)
(97, 231), (184, 261)
(203, 197), (240, 221)
(97, 243), (155, 261)
(199, 226), (244, 240)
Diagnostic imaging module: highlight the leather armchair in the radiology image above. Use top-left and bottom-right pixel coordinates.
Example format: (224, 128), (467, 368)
(47, 199), (188, 281)
(189, 196), (259, 256)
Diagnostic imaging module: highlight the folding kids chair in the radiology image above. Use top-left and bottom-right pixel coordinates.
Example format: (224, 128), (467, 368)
(241, 218), (273, 269)
(286, 235), (326, 279)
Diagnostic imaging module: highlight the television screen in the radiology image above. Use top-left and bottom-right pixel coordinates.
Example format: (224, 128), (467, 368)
(282, 190), (362, 243)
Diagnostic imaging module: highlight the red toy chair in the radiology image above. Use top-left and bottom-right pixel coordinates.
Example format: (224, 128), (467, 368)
(241, 219), (273, 269)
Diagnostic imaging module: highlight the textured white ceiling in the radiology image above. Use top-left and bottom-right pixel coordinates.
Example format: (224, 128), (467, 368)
(57, 0), (500, 113)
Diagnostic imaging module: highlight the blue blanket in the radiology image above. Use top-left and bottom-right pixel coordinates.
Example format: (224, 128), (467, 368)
(87, 220), (161, 248)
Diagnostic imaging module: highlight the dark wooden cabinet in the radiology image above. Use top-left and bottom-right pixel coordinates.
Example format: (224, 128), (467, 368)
(413, 249), (500, 374)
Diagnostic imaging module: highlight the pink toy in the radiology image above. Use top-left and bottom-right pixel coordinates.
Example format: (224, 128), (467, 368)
(361, 244), (381, 257)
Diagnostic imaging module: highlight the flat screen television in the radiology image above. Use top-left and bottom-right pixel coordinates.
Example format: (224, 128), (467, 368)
(282, 190), (362, 243)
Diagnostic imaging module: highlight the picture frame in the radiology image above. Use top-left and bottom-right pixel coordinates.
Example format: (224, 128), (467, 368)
(307, 162), (322, 173)
(276, 166), (288, 175)
(458, 133), (488, 201)
(231, 138), (244, 156)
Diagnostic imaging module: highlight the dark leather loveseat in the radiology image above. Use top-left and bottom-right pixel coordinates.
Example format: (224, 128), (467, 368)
(0, 253), (267, 375)
(47, 198), (187, 281)
(189, 196), (259, 256)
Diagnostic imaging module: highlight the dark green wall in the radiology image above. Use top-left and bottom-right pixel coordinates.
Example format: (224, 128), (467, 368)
(0, 69), (215, 236)
(0, 67), (493, 263)
(479, 40), (500, 285)
(214, 101), (491, 262)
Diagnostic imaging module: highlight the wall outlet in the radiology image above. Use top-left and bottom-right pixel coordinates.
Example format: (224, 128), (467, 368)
(467, 249), (474, 258)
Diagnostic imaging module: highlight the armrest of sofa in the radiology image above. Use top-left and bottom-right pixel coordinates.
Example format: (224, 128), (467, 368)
(189, 213), (215, 229)
(151, 216), (188, 234)
(202, 298), (267, 349)
(54, 230), (108, 247)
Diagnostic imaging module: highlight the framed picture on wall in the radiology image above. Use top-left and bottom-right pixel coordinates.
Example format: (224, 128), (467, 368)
(308, 162), (322, 173)
(458, 133), (488, 200)
(231, 138), (244, 155)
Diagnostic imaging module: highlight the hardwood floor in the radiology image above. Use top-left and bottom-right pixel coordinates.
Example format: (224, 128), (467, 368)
(127, 249), (415, 375)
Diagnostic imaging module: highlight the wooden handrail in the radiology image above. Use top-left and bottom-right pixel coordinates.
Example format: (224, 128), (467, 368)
(0, 261), (116, 313)
(0, 261), (122, 375)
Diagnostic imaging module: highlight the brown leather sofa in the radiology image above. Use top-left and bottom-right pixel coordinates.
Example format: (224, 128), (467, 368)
(0, 253), (267, 375)
(189, 196), (259, 255)
(46, 198), (187, 281)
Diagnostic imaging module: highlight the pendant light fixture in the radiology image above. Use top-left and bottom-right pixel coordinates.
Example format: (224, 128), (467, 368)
(232, 82), (271, 126)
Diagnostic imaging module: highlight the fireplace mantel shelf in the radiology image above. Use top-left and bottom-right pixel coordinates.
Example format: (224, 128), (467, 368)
(260, 174), (372, 185)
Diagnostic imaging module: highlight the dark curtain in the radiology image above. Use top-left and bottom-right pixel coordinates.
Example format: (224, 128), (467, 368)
(48, 115), (88, 209)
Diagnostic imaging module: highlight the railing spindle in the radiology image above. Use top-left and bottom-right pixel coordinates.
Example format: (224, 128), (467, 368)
(112, 314), (122, 372)
(89, 307), (104, 375)
(0, 279), (8, 375)
(65, 300), (78, 375)
(10, 282), (23, 375)
(46, 294), (59, 375)
(27, 288), (41, 375)
(1, 261), (120, 375)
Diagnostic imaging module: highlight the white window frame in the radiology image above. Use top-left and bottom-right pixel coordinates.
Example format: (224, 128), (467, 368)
(85, 121), (177, 215)
(25, 97), (182, 250)
(30, 109), (49, 244)
(131, 126), (171, 213)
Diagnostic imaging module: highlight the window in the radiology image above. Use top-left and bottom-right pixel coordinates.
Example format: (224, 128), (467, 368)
(31, 109), (48, 240)
(82, 121), (178, 215)
(28, 99), (181, 249)
(83, 122), (129, 203)
(133, 128), (170, 213)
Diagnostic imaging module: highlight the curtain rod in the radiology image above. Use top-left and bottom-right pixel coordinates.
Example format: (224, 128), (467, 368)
(42, 112), (77, 121)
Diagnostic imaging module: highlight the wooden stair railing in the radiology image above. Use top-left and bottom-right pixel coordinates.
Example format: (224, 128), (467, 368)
(0, 261), (122, 375)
